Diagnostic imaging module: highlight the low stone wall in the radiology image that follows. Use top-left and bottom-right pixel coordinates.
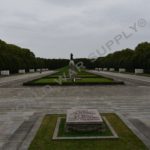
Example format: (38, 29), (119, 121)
(119, 68), (126, 73)
(1, 70), (10, 76)
(18, 69), (25, 74)
(109, 68), (115, 72)
(36, 69), (41, 72)
(135, 69), (144, 74)
(103, 68), (108, 71)
(29, 69), (35, 73)
(36, 68), (49, 72)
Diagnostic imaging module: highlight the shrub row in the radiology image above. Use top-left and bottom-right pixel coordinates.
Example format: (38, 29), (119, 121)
(94, 42), (150, 73)
(0, 40), (69, 73)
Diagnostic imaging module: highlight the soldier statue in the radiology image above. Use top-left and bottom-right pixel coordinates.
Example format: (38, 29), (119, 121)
(69, 53), (77, 82)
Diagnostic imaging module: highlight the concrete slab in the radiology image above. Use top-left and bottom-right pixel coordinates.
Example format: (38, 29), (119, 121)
(0, 70), (149, 149)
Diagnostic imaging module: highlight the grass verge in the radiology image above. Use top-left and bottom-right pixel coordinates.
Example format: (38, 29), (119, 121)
(29, 114), (148, 150)
(23, 70), (124, 86)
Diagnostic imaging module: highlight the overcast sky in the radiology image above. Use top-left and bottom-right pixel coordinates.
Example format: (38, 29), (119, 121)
(0, 0), (149, 59)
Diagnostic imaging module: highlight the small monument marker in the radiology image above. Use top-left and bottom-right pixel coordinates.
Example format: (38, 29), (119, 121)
(66, 108), (104, 132)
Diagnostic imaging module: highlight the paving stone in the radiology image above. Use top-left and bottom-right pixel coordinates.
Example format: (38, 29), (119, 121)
(0, 70), (150, 149)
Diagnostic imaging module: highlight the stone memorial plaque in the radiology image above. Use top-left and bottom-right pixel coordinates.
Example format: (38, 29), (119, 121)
(66, 109), (104, 132)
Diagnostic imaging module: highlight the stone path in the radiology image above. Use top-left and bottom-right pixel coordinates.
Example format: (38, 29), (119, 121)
(0, 71), (150, 149)
(0, 71), (54, 87)
(90, 70), (150, 86)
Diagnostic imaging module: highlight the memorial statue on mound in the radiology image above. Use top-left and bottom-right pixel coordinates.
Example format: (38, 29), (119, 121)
(69, 53), (77, 82)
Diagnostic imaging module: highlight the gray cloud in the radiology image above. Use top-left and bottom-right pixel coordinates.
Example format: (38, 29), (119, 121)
(0, 0), (149, 59)
(43, 0), (90, 7)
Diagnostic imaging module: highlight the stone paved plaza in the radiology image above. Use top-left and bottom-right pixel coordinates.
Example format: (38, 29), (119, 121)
(0, 71), (150, 149)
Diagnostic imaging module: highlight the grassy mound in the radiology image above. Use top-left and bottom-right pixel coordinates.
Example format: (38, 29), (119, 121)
(23, 67), (124, 86)
(57, 118), (112, 137)
(29, 114), (148, 150)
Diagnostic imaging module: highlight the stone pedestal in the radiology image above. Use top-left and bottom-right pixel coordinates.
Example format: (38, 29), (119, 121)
(18, 69), (25, 74)
(135, 69), (144, 74)
(66, 109), (104, 132)
(119, 68), (126, 73)
(1, 70), (10, 76)
(109, 68), (115, 72)
(36, 69), (41, 72)
(29, 69), (35, 73)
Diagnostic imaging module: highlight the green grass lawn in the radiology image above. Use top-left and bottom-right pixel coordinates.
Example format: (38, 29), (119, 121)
(33, 77), (113, 84)
(23, 68), (124, 86)
(58, 118), (112, 137)
(29, 114), (148, 150)
(26, 77), (123, 85)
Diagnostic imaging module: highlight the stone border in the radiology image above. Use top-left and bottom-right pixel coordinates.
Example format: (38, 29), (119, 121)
(116, 113), (150, 149)
(52, 116), (119, 140)
(19, 113), (45, 150)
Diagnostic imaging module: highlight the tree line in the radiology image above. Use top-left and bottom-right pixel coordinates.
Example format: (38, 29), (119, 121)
(1, 39), (149, 73)
(0, 39), (69, 73)
(94, 42), (150, 72)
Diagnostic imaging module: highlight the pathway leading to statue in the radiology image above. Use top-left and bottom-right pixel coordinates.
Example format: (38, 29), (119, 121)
(90, 70), (150, 86)
(0, 71), (150, 149)
(0, 71), (55, 87)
